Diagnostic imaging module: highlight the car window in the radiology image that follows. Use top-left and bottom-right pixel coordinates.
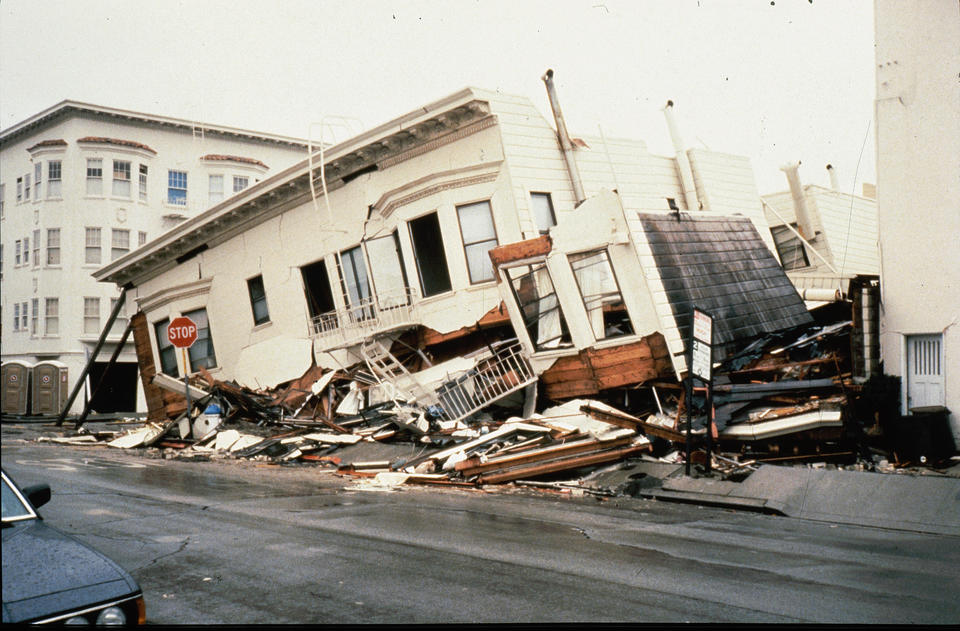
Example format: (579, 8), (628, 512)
(1, 473), (36, 521)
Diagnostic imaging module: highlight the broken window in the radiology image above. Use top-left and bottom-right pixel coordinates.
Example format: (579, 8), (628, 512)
(154, 318), (178, 377)
(339, 245), (374, 321)
(409, 211), (452, 297)
(771, 223), (810, 270)
(505, 262), (572, 351)
(365, 231), (410, 308)
(184, 308), (217, 372)
(247, 275), (269, 326)
(569, 249), (634, 340)
(456, 200), (498, 283)
(301, 258), (337, 332)
(530, 192), (557, 234)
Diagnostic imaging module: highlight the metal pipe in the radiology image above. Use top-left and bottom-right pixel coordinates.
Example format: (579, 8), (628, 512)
(826, 163), (840, 191)
(541, 69), (586, 205)
(663, 100), (701, 211)
(799, 287), (844, 302)
(780, 161), (816, 239)
(761, 199), (839, 274)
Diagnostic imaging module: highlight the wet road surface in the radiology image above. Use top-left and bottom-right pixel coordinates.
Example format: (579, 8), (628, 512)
(3, 437), (959, 624)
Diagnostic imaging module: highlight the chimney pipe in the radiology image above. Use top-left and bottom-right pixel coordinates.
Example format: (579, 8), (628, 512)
(780, 161), (815, 239)
(541, 69), (586, 205)
(663, 100), (701, 211)
(826, 163), (840, 191)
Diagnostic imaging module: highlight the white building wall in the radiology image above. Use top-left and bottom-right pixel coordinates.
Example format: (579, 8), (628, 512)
(875, 0), (960, 442)
(1, 109), (306, 413)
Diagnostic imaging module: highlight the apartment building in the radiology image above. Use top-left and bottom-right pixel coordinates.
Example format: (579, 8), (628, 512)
(0, 101), (308, 414)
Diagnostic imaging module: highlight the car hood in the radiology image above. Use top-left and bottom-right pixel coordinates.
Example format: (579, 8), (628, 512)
(2, 519), (139, 623)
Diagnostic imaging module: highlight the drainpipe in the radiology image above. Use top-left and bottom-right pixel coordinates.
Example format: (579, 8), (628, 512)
(663, 100), (701, 211)
(826, 163), (840, 191)
(541, 69), (586, 205)
(780, 161), (815, 239)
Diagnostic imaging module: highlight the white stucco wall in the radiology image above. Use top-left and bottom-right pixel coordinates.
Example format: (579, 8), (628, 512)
(875, 0), (960, 442)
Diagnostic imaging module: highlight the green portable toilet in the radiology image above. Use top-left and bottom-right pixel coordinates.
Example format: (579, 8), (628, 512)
(2, 360), (33, 415)
(32, 360), (69, 416)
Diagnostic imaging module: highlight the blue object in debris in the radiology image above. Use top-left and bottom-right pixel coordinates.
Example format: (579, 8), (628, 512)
(204, 404), (221, 415)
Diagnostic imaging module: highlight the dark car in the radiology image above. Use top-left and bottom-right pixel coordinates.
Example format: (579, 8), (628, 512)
(1, 468), (145, 625)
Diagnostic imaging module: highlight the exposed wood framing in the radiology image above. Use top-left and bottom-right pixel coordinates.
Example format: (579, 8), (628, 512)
(476, 441), (651, 484)
(488, 235), (553, 267)
(540, 333), (673, 399)
(131, 311), (168, 422)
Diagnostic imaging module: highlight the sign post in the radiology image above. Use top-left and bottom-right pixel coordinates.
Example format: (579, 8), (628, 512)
(167, 316), (199, 420)
(687, 308), (714, 475)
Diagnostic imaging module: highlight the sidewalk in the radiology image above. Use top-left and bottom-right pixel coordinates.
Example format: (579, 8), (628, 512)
(641, 462), (960, 536)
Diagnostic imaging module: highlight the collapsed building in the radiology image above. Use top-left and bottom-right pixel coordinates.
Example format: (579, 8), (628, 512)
(81, 73), (918, 479)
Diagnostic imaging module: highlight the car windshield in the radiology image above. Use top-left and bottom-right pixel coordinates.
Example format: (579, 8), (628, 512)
(1, 473), (36, 521)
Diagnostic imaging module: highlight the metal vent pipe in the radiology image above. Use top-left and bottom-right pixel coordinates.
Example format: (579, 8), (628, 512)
(826, 163), (840, 190)
(663, 100), (701, 211)
(541, 69), (586, 205)
(780, 161), (816, 239)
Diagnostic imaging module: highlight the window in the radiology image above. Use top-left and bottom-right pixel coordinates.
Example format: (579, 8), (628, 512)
(46, 228), (60, 265)
(20, 302), (28, 330)
(300, 259), (337, 329)
(16, 177), (23, 203)
(24, 174), (31, 200)
(409, 212), (452, 297)
(456, 200), (499, 283)
(15, 239), (21, 266)
(771, 224), (810, 270)
(31, 298), (38, 335)
(233, 176), (249, 193)
(86, 159), (103, 195)
(83, 297), (100, 335)
(34, 163), (42, 200)
(167, 170), (187, 205)
(366, 231), (410, 308)
(13, 303), (20, 331)
(339, 245), (374, 321)
(85, 227), (102, 264)
(247, 275), (270, 325)
(48, 161), (62, 197)
(32, 230), (40, 266)
(530, 192), (557, 234)
(44, 298), (59, 335)
(112, 160), (131, 197)
(138, 164), (148, 201)
(138, 231), (147, 247)
(154, 318), (178, 377)
(208, 175), (224, 204)
(568, 249), (634, 340)
(23, 237), (29, 267)
(505, 262), (572, 351)
(111, 228), (130, 260)
(185, 308), (216, 372)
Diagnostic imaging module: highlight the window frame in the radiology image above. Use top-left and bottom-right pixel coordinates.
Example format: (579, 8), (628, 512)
(184, 308), (217, 373)
(154, 318), (179, 377)
(111, 228), (130, 261)
(31, 229), (40, 267)
(86, 158), (103, 196)
(44, 297), (59, 336)
(167, 170), (188, 206)
(46, 228), (61, 266)
(34, 162), (42, 201)
(83, 297), (100, 336)
(47, 161), (62, 198)
(112, 159), (132, 198)
(232, 175), (249, 194)
(247, 275), (270, 326)
(455, 199), (499, 284)
(208, 174), (224, 205)
(504, 260), (573, 352)
(85, 227), (102, 265)
(408, 211), (453, 298)
(530, 192), (557, 235)
(567, 248), (635, 342)
(138, 164), (148, 201)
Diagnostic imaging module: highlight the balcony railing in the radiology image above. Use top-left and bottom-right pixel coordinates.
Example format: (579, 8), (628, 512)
(310, 287), (421, 350)
(432, 341), (536, 422)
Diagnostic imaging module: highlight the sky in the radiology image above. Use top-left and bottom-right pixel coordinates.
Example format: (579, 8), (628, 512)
(0, 0), (876, 195)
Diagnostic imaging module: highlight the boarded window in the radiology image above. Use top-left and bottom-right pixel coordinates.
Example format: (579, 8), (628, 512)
(409, 212), (451, 297)
(569, 249), (634, 340)
(505, 262), (572, 351)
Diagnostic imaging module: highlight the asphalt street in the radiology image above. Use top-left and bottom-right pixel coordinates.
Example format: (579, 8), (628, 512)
(3, 435), (959, 624)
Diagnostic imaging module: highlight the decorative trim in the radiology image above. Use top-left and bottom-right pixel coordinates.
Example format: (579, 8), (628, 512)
(138, 278), (212, 313)
(379, 115), (498, 170)
(27, 139), (67, 152)
(201, 154), (268, 169)
(77, 136), (157, 154)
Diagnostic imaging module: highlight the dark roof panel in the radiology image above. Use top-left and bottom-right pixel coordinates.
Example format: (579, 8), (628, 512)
(639, 212), (813, 357)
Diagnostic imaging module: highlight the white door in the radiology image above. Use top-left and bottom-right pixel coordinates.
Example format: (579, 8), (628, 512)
(906, 334), (945, 411)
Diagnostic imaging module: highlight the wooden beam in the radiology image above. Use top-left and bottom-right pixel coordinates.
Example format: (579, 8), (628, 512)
(477, 442), (651, 484)
(488, 236), (552, 267)
(457, 435), (634, 476)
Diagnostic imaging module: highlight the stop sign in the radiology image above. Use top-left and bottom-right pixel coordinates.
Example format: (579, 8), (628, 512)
(167, 316), (198, 348)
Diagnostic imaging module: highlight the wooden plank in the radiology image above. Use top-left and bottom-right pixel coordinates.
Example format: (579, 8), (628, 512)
(579, 404), (643, 429)
(488, 235), (553, 266)
(477, 442), (651, 484)
(458, 436), (634, 476)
